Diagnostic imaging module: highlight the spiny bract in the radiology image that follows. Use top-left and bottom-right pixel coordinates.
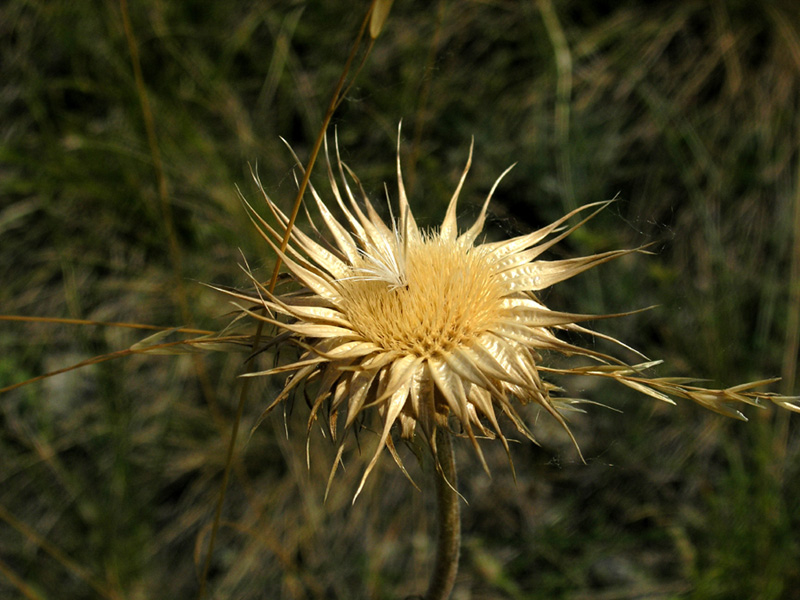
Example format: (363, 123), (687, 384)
(220, 131), (799, 499)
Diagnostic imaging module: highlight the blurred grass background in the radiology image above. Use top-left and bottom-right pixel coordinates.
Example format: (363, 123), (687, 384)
(2, 0), (800, 598)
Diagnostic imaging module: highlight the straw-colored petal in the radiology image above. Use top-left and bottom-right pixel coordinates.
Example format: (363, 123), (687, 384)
(354, 380), (411, 501)
(440, 139), (473, 242)
(344, 368), (382, 429)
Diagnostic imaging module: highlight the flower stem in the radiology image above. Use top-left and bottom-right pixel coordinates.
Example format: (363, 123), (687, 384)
(425, 428), (460, 600)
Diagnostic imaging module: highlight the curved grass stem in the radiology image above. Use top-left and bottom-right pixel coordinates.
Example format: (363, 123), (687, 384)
(196, 2), (382, 598)
(425, 428), (461, 600)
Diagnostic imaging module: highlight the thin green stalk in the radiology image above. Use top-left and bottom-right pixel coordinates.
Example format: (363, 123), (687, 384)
(537, 0), (606, 313)
(425, 428), (461, 600)
(538, 0), (574, 212)
(771, 5), (800, 474)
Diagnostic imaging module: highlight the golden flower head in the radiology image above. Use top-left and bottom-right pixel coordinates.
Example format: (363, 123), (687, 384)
(223, 130), (799, 498)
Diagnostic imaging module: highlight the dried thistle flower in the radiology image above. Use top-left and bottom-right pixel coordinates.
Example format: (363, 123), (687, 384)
(219, 132), (799, 498)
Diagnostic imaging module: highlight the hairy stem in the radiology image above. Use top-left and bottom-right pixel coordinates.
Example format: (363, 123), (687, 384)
(425, 428), (460, 600)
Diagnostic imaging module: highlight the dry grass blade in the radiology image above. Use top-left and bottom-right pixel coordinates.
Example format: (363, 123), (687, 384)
(0, 315), (212, 335)
(0, 504), (120, 600)
(195, 3), (384, 597)
(0, 335), (245, 395)
(0, 556), (45, 600)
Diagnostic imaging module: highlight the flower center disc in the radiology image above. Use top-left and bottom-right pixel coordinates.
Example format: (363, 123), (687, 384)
(339, 236), (504, 358)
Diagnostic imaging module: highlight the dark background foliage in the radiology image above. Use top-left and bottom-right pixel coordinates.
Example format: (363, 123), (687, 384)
(2, 1), (799, 598)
